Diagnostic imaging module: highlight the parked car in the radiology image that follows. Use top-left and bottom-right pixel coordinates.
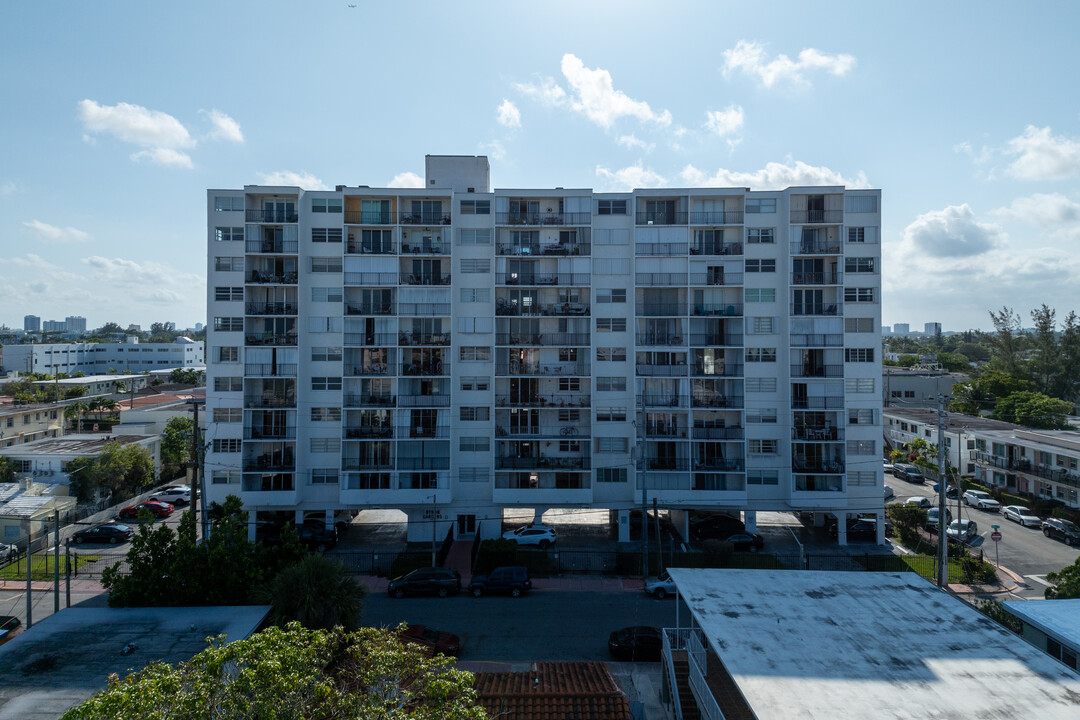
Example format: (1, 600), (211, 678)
(892, 464), (922, 483)
(644, 570), (677, 599)
(945, 484), (960, 500)
(946, 519), (979, 543)
(502, 524), (556, 549)
(295, 523), (337, 552)
(118, 500), (174, 520)
(925, 507), (953, 531)
(0, 615), (20, 644)
(608, 626), (662, 662)
(726, 532), (765, 552)
(905, 496), (932, 509)
(399, 624), (461, 657)
(829, 517), (890, 541)
(0, 543), (14, 562)
(883, 485), (895, 501)
(883, 462), (895, 475)
(387, 567), (462, 598)
(71, 523), (135, 545)
(1042, 518), (1080, 546)
(149, 486), (191, 506)
(963, 490), (1001, 512)
(1002, 505), (1041, 528)
(469, 566), (532, 597)
(689, 513), (745, 541)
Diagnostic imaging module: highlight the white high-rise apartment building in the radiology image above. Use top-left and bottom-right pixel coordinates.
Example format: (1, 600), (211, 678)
(205, 155), (883, 544)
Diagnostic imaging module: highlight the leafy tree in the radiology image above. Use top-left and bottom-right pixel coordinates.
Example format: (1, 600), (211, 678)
(96, 322), (125, 335)
(992, 391), (1072, 429)
(168, 368), (205, 386)
(65, 456), (99, 503)
(1029, 305), (1060, 395)
(986, 307), (1025, 376)
(160, 416), (194, 477)
(887, 504), (928, 548)
(934, 351), (971, 372)
(1045, 557), (1080, 599)
(0, 457), (14, 483)
(264, 554), (365, 630)
(60, 623), (487, 720)
(956, 341), (990, 363)
(96, 441), (155, 493)
(1059, 311), (1080, 402)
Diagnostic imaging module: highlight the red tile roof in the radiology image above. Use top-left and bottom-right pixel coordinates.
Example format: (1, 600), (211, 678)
(474, 662), (631, 720)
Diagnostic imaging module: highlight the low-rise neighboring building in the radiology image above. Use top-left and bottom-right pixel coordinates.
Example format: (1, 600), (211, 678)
(0, 401), (63, 448)
(883, 407), (1017, 476)
(968, 428), (1080, 509)
(32, 373), (151, 397)
(475, 662), (632, 720)
(0, 480), (76, 545)
(882, 366), (968, 410)
(1002, 599), (1080, 671)
(1, 337), (204, 376)
(112, 387), (206, 437)
(0, 433), (161, 489)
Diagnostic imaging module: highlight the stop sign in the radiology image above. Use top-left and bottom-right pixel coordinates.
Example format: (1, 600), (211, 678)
(990, 530), (1002, 542)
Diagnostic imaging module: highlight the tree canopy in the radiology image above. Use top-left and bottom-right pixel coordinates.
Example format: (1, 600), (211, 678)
(991, 391), (1072, 430)
(1045, 556), (1080, 599)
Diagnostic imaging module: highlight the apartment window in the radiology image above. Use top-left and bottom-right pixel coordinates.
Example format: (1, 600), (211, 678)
(749, 439), (778, 454)
(460, 288), (491, 303)
(596, 289), (627, 303)
(745, 259), (776, 273)
(213, 376), (243, 392)
(845, 257), (875, 273)
(845, 317), (875, 333)
(559, 440), (581, 453)
(310, 438), (341, 453)
(745, 198), (776, 214)
(311, 347), (342, 362)
(311, 287), (343, 303)
(595, 437), (628, 453)
(751, 317), (775, 334)
(310, 198), (342, 213)
(745, 288), (776, 303)
(596, 407), (627, 422)
(211, 470), (240, 484)
(308, 316), (343, 332)
(845, 348), (875, 362)
(596, 467), (628, 482)
(214, 286), (244, 301)
(460, 436), (490, 452)
(460, 376), (489, 391)
(311, 407), (342, 421)
(745, 378), (777, 392)
(844, 287), (875, 303)
(746, 347), (777, 362)
(846, 227), (867, 243)
(213, 317), (243, 332)
(558, 409), (581, 423)
(845, 195), (878, 213)
(214, 196), (244, 212)
(461, 258), (491, 274)
(557, 348), (578, 362)
(595, 347), (627, 361)
(596, 318), (627, 332)
(559, 378), (581, 392)
(311, 469), (339, 484)
(746, 408), (778, 423)
(214, 257), (243, 272)
(596, 377), (627, 392)
(460, 346), (492, 361)
(311, 227), (343, 243)
(845, 378), (875, 393)
(747, 228), (775, 243)
(212, 408), (242, 422)
(460, 467), (490, 482)
(311, 257), (343, 272)
(460, 199), (490, 214)
(747, 470), (779, 485)
(849, 408), (875, 425)
(214, 227), (243, 242)
(847, 440), (876, 456)
(212, 439), (241, 453)
(904, 391), (915, 399)
(311, 377), (342, 390)
(459, 229), (492, 245)
(597, 199), (628, 215)
(849, 471), (876, 486)
(215, 346), (239, 362)
(459, 406), (490, 421)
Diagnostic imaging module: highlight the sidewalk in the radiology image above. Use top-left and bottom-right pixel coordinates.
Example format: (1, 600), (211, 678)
(356, 574), (645, 595)
(946, 562), (1026, 596)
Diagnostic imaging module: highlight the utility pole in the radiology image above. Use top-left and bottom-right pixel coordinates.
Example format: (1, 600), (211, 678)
(640, 394), (649, 579)
(25, 532), (32, 629)
(431, 493), (438, 567)
(188, 398), (209, 540)
(936, 394), (948, 588)
(53, 510), (60, 614)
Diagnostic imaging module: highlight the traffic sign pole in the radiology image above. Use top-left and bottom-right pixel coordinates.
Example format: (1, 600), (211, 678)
(990, 524), (1002, 567)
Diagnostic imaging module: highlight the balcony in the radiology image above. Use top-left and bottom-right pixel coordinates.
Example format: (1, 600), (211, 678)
(344, 394), (395, 408)
(244, 395), (296, 409)
(791, 271), (842, 285)
(636, 211), (687, 225)
(495, 362), (590, 377)
(642, 424), (688, 439)
(690, 242), (743, 256)
(790, 333), (843, 347)
(400, 426), (450, 439)
(343, 333), (396, 347)
(642, 394), (689, 408)
(692, 425), (744, 440)
(495, 301), (589, 317)
(792, 396), (845, 410)
(495, 424), (591, 440)
(692, 303), (743, 317)
(495, 212), (591, 226)
(245, 239), (298, 254)
(791, 210), (843, 224)
(243, 455), (296, 473)
(344, 210), (393, 225)
(244, 425), (296, 440)
(636, 303), (688, 317)
(400, 360), (450, 376)
(344, 272), (398, 286)
(691, 395), (743, 409)
(636, 363), (688, 377)
(691, 362), (743, 378)
(345, 303), (395, 316)
(245, 334), (297, 347)
(792, 457), (845, 474)
(343, 426), (393, 439)
(790, 303), (842, 317)
(399, 273), (451, 286)
(689, 272), (743, 286)
(688, 334), (742, 347)
(636, 272), (688, 286)
(347, 240), (396, 255)
(793, 474), (844, 494)
(792, 426), (843, 441)
(345, 364), (392, 377)
(689, 210), (743, 224)
(400, 241), (449, 255)
(495, 333), (591, 346)
(246, 302), (298, 316)
(247, 271), (298, 285)
(790, 364), (844, 378)
(399, 210), (451, 225)
(398, 332), (450, 346)
(790, 240), (842, 255)
(495, 393), (591, 408)
(496, 456), (591, 470)
(398, 302), (452, 316)
(693, 458), (745, 472)
(342, 457), (395, 471)
(636, 333), (685, 347)
(496, 272), (591, 286)
(396, 394), (451, 407)
(639, 458), (691, 471)
(244, 363), (297, 377)
(397, 456), (451, 471)
(636, 243), (688, 257)
(245, 209), (298, 223)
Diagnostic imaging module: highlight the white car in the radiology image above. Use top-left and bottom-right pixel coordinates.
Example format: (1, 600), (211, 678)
(644, 570), (678, 599)
(150, 486), (191, 506)
(502, 524), (557, 549)
(1002, 505), (1041, 527)
(946, 519), (979, 542)
(963, 490), (1000, 512)
(0, 543), (14, 563)
(905, 496), (932, 509)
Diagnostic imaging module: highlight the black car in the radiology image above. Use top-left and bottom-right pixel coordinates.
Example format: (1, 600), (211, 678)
(388, 567), (462, 598)
(726, 532), (765, 552)
(296, 524), (338, 553)
(608, 626), (662, 661)
(1043, 518), (1080, 546)
(689, 513), (745, 541)
(837, 518), (893, 542)
(469, 566), (532, 597)
(71, 523), (135, 545)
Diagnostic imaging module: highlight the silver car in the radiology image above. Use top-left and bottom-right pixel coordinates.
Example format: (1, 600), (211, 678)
(1002, 505), (1040, 527)
(644, 570), (677, 599)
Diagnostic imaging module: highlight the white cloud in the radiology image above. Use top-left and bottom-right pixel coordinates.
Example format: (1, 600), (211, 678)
(480, 140), (506, 161)
(679, 159), (870, 189)
(0, 181), (15, 196)
(22, 219), (91, 243)
(387, 171), (425, 188)
(595, 163), (666, 190)
(704, 105), (745, 137)
(131, 148), (194, 169)
(995, 193), (1080, 227)
(1004, 125), (1080, 180)
(901, 204), (1005, 259)
(496, 99), (521, 129)
(616, 134), (654, 152)
(200, 109), (244, 143)
(77, 99), (194, 149)
(954, 141), (993, 165)
(515, 54), (672, 130)
(721, 40), (856, 88)
(256, 170), (330, 190)
(81, 256), (202, 298)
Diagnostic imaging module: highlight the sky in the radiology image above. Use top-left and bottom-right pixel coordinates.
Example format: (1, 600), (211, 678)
(2, 1), (1080, 332)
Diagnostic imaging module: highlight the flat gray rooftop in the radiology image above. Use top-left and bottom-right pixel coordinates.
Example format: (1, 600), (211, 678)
(668, 568), (1080, 719)
(1003, 598), (1080, 652)
(0, 605), (269, 720)
(883, 406), (1020, 432)
(0, 434), (154, 457)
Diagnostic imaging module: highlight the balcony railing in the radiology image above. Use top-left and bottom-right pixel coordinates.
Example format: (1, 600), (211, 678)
(399, 273), (451, 286)
(396, 394), (451, 407)
(495, 301), (591, 317)
(244, 363), (297, 377)
(343, 333), (396, 347)
(690, 242), (743, 256)
(636, 211), (687, 225)
(635, 363), (687, 376)
(243, 456), (296, 472)
(692, 426), (744, 440)
(344, 272), (398, 286)
(496, 456), (591, 470)
(688, 334), (742, 347)
(244, 395), (296, 409)
(244, 426), (296, 440)
(635, 333), (685, 347)
(639, 458), (691, 471)
(496, 273), (591, 286)
(642, 394), (689, 408)
(691, 395), (744, 409)
(642, 424), (688, 439)
(400, 241), (450, 255)
(398, 332), (450, 346)
(692, 303), (743, 317)
(495, 393), (591, 408)
(790, 364), (844, 378)
(636, 303), (688, 317)
(693, 459), (745, 472)
(636, 243), (688, 257)
(343, 210), (393, 225)
(495, 424), (591, 439)
(792, 396), (845, 410)
(245, 239), (299, 254)
(341, 458), (395, 471)
(692, 363), (743, 377)
(245, 334), (297, 347)
(792, 271), (842, 285)
(343, 394), (395, 407)
(345, 303), (395, 316)
(400, 361), (449, 376)
(245, 209), (298, 223)
(247, 271), (298, 284)
(790, 333), (843, 347)
(344, 426), (393, 439)
(497, 243), (541, 257)
(790, 241), (842, 255)
(636, 273), (688, 286)
(246, 302), (298, 316)
(346, 364), (392, 377)
(495, 212), (591, 226)
(689, 210), (744, 224)
(496, 333), (591, 346)
(791, 210), (843, 224)
(792, 460), (846, 474)
(400, 426), (450, 439)
(397, 457), (451, 470)
(969, 452), (1080, 488)
(689, 272), (743, 286)
(790, 303), (842, 316)
(346, 240), (397, 255)
(398, 302), (452, 316)
(792, 426), (843, 441)
(399, 211), (452, 225)
(495, 362), (591, 377)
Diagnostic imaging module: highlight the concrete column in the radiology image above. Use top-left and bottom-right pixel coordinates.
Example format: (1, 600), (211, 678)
(617, 509), (631, 543)
(813, 512), (826, 528)
(668, 509), (690, 544)
(875, 510), (886, 545)
(836, 513), (848, 546)
(532, 507), (548, 526)
(324, 509), (334, 530)
(247, 512), (257, 542)
(743, 510), (757, 534)
(294, 509), (304, 525)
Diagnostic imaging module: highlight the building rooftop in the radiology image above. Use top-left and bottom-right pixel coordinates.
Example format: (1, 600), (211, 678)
(0, 492), (71, 518)
(882, 407), (1021, 433)
(1003, 599), (1080, 654)
(882, 366), (971, 378)
(32, 373), (145, 386)
(668, 568), (1080, 719)
(474, 662), (631, 720)
(0, 434), (155, 457)
(973, 428), (1080, 455)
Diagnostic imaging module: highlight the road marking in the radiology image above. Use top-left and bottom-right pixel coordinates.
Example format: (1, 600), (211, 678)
(1025, 574), (1053, 587)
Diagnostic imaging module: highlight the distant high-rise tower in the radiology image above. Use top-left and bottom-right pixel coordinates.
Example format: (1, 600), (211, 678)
(65, 316), (87, 333)
(23, 314), (40, 332)
(892, 323), (910, 336)
(924, 322), (941, 336)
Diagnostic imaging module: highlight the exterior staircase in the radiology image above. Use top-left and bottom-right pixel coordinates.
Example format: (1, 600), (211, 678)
(670, 651), (700, 720)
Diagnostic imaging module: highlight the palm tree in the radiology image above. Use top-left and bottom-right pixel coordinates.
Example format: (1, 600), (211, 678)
(64, 400), (89, 432)
(98, 398), (120, 422)
(264, 554), (365, 630)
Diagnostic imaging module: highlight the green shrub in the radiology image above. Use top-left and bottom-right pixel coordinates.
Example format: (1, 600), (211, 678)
(389, 552), (432, 578)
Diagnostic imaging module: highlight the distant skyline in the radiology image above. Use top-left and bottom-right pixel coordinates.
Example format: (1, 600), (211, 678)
(3, 1), (1080, 330)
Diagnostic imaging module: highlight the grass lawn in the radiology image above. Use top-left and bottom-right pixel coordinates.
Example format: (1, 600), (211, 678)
(0, 553), (101, 582)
